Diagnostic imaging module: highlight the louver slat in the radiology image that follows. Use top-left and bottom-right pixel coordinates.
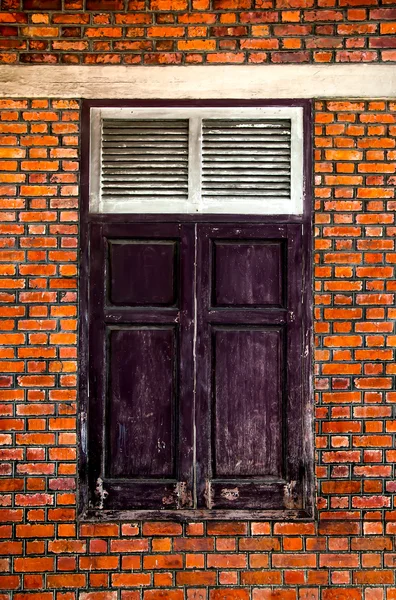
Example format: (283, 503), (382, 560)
(202, 119), (292, 201)
(101, 119), (189, 203)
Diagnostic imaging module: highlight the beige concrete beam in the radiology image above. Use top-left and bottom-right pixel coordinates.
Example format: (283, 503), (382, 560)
(0, 64), (395, 99)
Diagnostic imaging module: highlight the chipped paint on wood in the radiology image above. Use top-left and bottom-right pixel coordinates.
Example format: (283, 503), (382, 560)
(204, 480), (214, 510)
(283, 480), (302, 510)
(161, 493), (175, 506)
(221, 487), (240, 501)
(95, 477), (109, 510)
(176, 482), (193, 509)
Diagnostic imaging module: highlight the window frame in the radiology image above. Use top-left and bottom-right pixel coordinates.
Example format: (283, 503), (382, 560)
(78, 99), (314, 521)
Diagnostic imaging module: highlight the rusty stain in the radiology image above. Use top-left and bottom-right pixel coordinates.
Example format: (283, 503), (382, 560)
(161, 493), (174, 506)
(175, 481), (193, 509)
(283, 480), (300, 510)
(220, 487), (239, 501)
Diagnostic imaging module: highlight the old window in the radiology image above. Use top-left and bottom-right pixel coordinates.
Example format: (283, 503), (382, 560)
(79, 101), (313, 519)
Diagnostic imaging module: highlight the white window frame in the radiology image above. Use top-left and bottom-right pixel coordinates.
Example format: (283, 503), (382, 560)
(89, 106), (304, 215)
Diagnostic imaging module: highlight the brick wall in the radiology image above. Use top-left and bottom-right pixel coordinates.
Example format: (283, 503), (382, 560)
(1, 3), (396, 64)
(0, 97), (395, 598)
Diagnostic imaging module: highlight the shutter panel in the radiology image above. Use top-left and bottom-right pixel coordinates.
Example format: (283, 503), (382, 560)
(99, 118), (190, 212)
(195, 223), (307, 513)
(202, 119), (291, 200)
(87, 223), (195, 512)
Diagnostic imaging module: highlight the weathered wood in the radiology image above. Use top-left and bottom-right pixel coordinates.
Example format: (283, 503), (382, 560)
(213, 240), (283, 307)
(78, 99), (314, 519)
(86, 222), (195, 511)
(82, 507), (313, 521)
(83, 221), (313, 515)
(195, 223), (308, 512)
(214, 327), (283, 478)
(107, 327), (176, 478)
(109, 240), (178, 307)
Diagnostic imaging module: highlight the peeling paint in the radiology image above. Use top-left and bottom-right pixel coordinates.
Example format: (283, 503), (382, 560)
(161, 493), (174, 506)
(220, 487), (239, 501)
(95, 477), (109, 510)
(157, 438), (166, 453)
(204, 480), (214, 509)
(176, 481), (193, 509)
(283, 480), (300, 510)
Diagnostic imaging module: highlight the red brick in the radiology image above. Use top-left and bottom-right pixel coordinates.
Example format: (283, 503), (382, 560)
(142, 523), (182, 536)
(47, 574), (86, 588)
(112, 573), (151, 587)
(176, 572), (216, 585)
(322, 591), (362, 600)
(14, 557), (54, 572)
(253, 591), (296, 600)
(210, 591), (249, 600)
(144, 592), (184, 600)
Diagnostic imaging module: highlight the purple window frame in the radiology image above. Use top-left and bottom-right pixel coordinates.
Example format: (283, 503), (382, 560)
(78, 99), (314, 521)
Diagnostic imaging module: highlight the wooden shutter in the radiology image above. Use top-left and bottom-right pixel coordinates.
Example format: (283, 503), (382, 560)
(83, 101), (312, 517)
(97, 118), (190, 213)
(87, 222), (195, 511)
(86, 222), (310, 515)
(195, 223), (307, 513)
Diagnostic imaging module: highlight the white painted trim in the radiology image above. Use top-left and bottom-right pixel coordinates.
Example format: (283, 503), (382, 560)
(188, 116), (202, 213)
(89, 108), (102, 213)
(90, 105), (303, 215)
(0, 65), (395, 99)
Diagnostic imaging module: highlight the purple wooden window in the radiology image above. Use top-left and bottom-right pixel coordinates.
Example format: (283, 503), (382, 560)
(79, 99), (313, 520)
(84, 221), (311, 518)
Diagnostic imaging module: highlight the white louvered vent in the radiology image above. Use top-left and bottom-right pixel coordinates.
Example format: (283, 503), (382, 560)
(202, 119), (291, 201)
(90, 107), (304, 215)
(101, 119), (189, 204)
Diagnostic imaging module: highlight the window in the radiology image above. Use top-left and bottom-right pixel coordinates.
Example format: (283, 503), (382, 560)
(79, 101), (313, 519)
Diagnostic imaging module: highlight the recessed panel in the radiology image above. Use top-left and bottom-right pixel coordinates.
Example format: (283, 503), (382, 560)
(213, 328), (283, 478)
(107, 327), (176, 478)
(213, 241), (283, 307)
(109, 240), (177, 306)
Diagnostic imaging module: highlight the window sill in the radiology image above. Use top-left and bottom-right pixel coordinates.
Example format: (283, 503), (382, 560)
(79, 507), (315, 522)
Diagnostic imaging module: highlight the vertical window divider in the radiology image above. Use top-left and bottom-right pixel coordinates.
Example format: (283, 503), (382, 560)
(188, 116), (203, 213)
(89, 107), (103, 213)
(290, 108), (304, 216)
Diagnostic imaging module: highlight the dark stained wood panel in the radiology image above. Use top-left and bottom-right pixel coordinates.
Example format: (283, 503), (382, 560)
(107, 327), (176, 479)
(108, 240), (177, 307)
(196, 223), (308, 513)
(84, 218), (312, 517)
(213, 327), (283, 478)
(87, 222), (195, 512)
(213, 241), (283, 307)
